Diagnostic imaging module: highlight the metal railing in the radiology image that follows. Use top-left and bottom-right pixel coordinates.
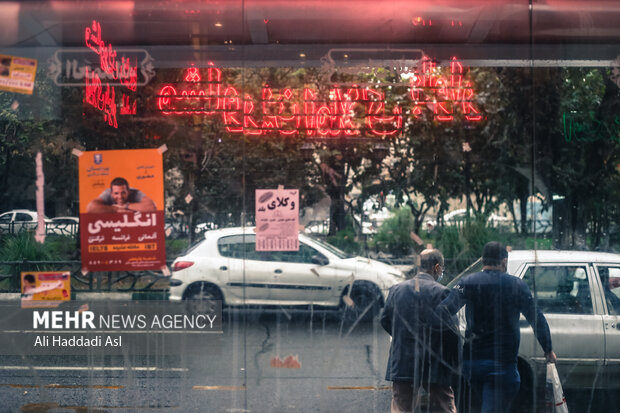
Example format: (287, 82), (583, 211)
(0, 223), (79, 236)
(0, 260), (172, 293)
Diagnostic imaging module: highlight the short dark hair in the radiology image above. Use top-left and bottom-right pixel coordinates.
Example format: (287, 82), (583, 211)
(420, 249), (444, 273)
(482, 241), (508, 266)
(110, 177), (129, 188)
(24, 274), (35, 283)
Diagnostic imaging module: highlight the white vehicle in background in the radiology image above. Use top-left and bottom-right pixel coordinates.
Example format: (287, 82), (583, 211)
(169, 227), (405, 320)
(0, 210), (50, 234)
(425, 209), (511, 231)
(48, 216), (79, 236)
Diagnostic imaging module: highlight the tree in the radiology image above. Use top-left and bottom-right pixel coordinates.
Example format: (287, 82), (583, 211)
(483, 66), (620, 249)
(0, 68), (66, 214)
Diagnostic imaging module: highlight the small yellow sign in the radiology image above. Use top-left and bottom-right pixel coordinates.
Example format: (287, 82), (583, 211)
(0, 55), (38, 95)
(21, 271), (70, 308)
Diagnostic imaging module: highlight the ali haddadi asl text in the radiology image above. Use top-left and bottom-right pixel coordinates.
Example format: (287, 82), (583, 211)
(34, 335), (121, 347)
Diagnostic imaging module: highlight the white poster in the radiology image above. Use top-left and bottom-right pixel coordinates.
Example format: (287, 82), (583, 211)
(255, 189), (299, 251)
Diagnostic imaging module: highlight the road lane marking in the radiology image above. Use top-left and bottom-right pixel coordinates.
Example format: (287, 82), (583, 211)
(0, 366), (187, 372)
(327, 385), (391, 390)
(1, 383), (123, 389)
(192, 385), (246, 391)
(47, 384), (124, 389)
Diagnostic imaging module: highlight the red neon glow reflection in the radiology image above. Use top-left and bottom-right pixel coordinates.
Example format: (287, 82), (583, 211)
(410, 57), (482, 122)
(84, 20), (138, 128)
(157, 60), (481, 136)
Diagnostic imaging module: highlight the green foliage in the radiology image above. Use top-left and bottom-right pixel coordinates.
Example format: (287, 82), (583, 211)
(0, 234), (58, 284)
(327, 216), (361, 255)
(462, 216), (491, 258)
(436, 218), (501, 275)
(166, 239), (189, 259)
(436, 226), (464, 265)
(45, 236), (80, 260)
(1, 233), (54, 262)
(525, 237), (554, 250)
(372, 206), (416, 257)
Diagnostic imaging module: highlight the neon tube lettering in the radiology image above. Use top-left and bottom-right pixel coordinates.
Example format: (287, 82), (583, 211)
(83, 20), (138, 128)
(157, 59), (482, 135)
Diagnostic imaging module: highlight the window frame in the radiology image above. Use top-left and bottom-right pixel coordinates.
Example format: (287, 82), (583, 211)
(520, 263), (600, 315)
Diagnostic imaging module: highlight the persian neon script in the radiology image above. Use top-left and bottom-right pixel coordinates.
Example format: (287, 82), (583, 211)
(84, 21), (138, 128)
(157, 58), (482, 137)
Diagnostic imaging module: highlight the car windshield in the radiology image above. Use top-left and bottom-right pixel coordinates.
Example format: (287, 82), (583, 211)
(305, 235), (353, 259)
(446, 257), (483, 287)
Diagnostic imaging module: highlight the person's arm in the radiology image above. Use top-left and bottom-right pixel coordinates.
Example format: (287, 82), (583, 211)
(431, 285), (466, 333)
(86, 198), (117, 213)
(438, 285), (465, 318)
(380, 287), (394, 335)
(519, 281), (555, 361)
(126, 194), (156, 212)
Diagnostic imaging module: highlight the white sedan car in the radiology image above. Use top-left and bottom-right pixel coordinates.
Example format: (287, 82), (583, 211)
(169, 227), (405, 319)
(0, 209), (50, 234)
(48, 216), (79, 236)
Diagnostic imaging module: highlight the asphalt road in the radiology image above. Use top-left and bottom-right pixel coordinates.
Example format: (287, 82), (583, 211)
(0, 308), (393, 413)
(0, 307), (618, 413)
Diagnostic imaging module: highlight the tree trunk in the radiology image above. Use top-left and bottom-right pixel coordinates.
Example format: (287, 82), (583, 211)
(553, 196), (587, 249)
(327, 160), (346, 235)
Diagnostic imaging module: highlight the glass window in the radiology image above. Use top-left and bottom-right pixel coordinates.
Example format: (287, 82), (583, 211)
(217, 234), (273, 261)
(522, 265), (592, 314)
(596, 266), (620, 315)
(1, 1), (620, 411)
(269, 243), (325, 264)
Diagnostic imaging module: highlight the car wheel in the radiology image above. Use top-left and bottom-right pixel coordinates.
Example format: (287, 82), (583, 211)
(341, 282), (382, 324)
(511, 360), (536, 413)
(184, 283), (223, 314)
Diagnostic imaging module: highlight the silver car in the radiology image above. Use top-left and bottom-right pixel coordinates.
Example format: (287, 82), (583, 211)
(449, 250), (620, 408)
(0, 209), (50, 234)
(169, 227), (405, 319)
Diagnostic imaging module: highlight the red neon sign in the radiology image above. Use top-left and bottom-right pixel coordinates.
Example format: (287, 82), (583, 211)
(156, 58), (482, 137)
(410, 57), (482, 122)
(84, 20), (138, 128)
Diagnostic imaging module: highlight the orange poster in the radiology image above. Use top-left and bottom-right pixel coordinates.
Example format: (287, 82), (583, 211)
(21, 271), (70, 308)
(78, 149), (165, 272)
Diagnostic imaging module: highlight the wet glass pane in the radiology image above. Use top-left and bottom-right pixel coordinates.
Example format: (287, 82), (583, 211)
(0, 1), (619, 412)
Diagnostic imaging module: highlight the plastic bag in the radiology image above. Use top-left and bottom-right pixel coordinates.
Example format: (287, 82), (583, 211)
(546, 363), (569, 413)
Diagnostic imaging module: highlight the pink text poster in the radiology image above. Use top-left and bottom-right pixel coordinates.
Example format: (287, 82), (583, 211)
(255, 189), (299, 251)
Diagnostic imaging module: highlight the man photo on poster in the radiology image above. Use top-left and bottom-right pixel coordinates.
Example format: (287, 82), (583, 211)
(86, 177), (156, 213)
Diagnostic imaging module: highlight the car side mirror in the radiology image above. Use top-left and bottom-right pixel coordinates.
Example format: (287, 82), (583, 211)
(311, 255), (329, 266)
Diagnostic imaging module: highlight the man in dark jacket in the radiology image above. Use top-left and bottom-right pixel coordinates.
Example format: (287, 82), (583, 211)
(437, 241), (557, 413)
(381, 249), (460, 413)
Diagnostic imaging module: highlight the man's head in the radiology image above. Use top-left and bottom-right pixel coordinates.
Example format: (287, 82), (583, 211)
(420, 249), (444, 281)
(23, 274), (35, 285)
(109, 177), (130, 205)
(22, 274), (36, 291)
(482, 241), (509, 271)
